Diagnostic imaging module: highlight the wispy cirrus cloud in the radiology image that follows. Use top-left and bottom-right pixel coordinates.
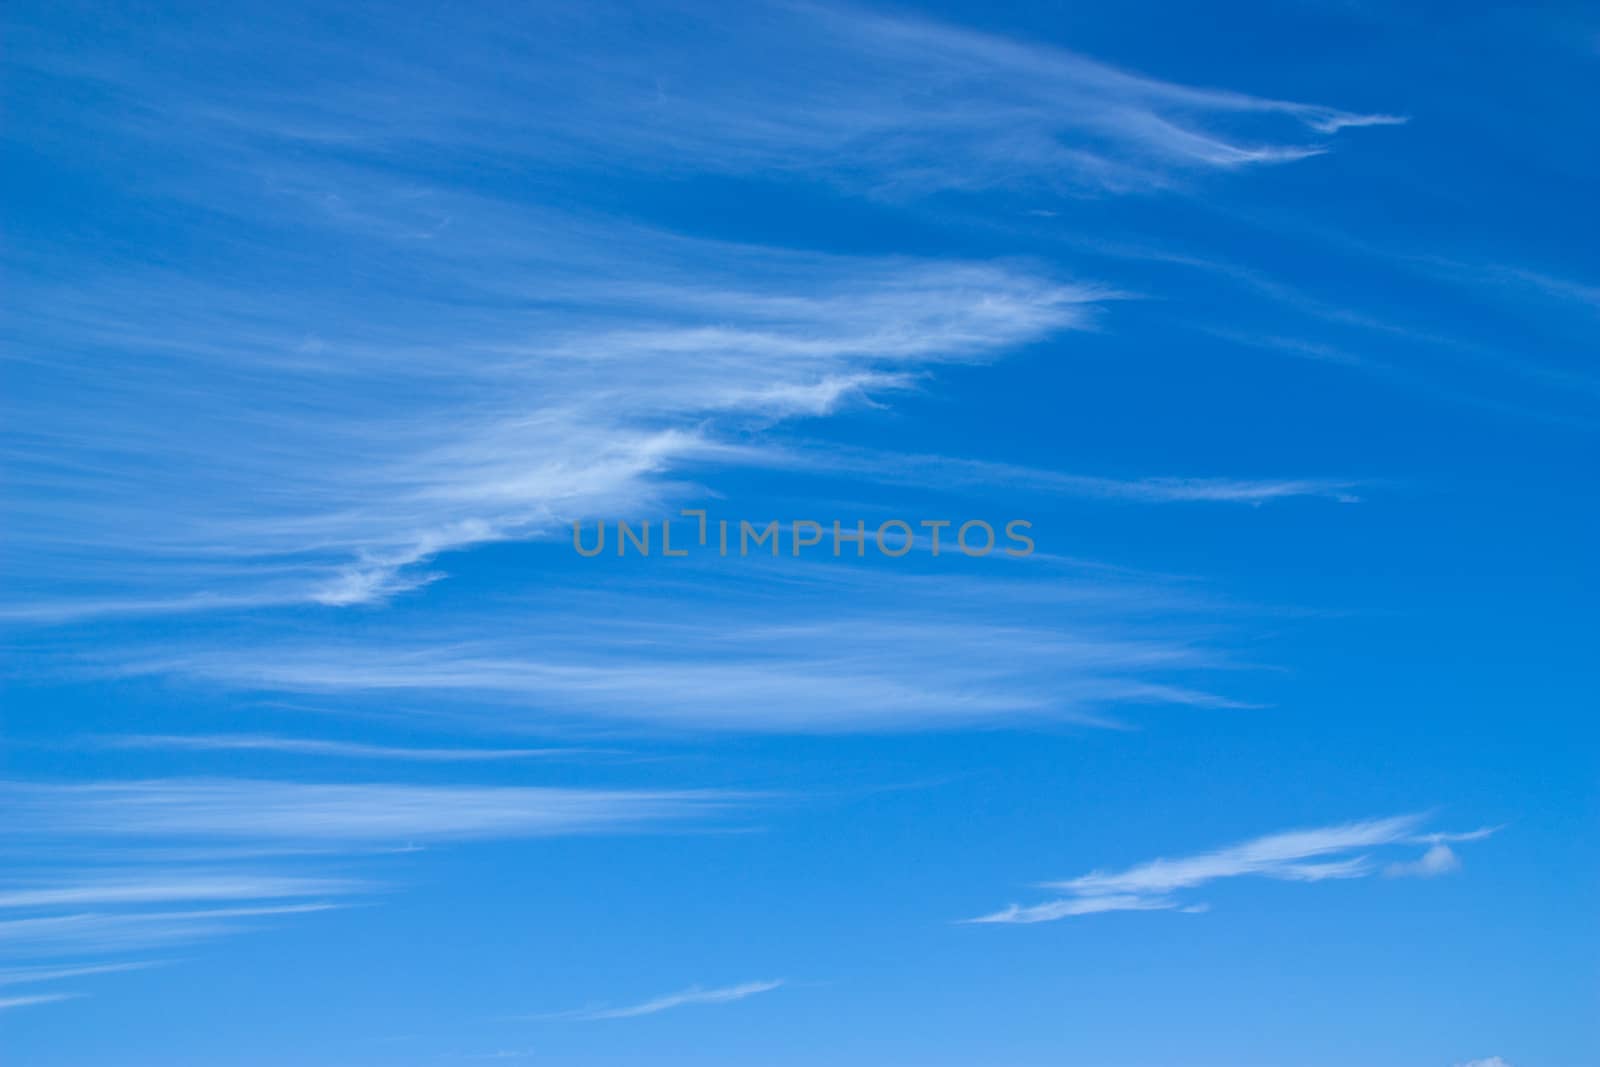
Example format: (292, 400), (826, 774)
(95, 734), (593, 763)
(0, 873), (363, 910)
(1383, 826), (1500, 879)
(1501, 266), (1600, 311)
(1, 1), (1397, 624)
(0, 992), (83, 1011)
(741, 2), (1402, 194)
(777, 445), (1364, 504)
(101, 567), (1250, 734)
(0, 778), (743, 990)
(3, 233), (1100, 620)
(5, 780), (740, 843)
(0, 961), (164, 987)
(969, 815), (1497, 923)
(0, 867), (366, 966)
(538, 979), (784, 1022)
(13, 2), (1398, 197)
(118, 629), (1239, 733)
(0, 903), (343, 957)
(1049, 232), (1600, 427)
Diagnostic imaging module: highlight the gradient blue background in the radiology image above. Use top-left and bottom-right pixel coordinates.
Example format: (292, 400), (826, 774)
(2, 2), (1596, 1064)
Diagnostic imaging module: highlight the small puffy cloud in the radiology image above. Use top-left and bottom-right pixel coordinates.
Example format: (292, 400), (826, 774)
(1386, 843), (1463, 878)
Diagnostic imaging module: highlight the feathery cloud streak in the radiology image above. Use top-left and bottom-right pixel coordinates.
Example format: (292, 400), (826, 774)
(0, 993), (82, 1011)
(0, 779), (742, 991)
(970, 815), (1497, 923)
(6, 780), (740, 843)
(0, 961), (164, 987)
(2, 1), (1394, 621)
(541, 979), (785, 1022)
(104, 566), (1249, 733)
(774, 445), (1365, 503)
(4, 230), (1100, 617)
(0, 874), (363, 910)
(11, 2), (1399, 195)
(96, 734), (591, 762)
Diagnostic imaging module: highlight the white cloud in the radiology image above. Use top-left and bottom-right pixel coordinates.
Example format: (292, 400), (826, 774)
(98, 734), (591, 762)
(543, 980), (784, 1021)
(0, 961), (163, 987)
(1054, 816), (1417, 897)
(1416, 827), (1501, 845)
(0, 873), (363, 910)
(970, 816), (1495, 923)
(965, 894), (1179, 924)
(767, 445), (1363, 504)
(0, 904), (341, 956)
(5, 780), (739, 842)
(1385, 843), (1462, 878)
(2, 2), (1397, 623)
(33, 3), (1398, 196)
(0, 993), (82, 1011)
(105, 567), (1246, 734)
(3, 239), (1100, 619)
(746, 3), (1402, 193)
(0, 779), (740, 978)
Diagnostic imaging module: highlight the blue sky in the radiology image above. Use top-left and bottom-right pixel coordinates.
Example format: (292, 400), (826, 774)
(1, 1), (1596, 1064)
